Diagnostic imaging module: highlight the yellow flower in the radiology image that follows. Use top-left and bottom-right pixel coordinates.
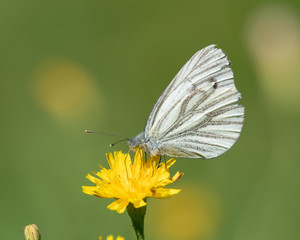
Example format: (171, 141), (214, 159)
(82, 150), (182, 213)
(99, 235), (124, 240)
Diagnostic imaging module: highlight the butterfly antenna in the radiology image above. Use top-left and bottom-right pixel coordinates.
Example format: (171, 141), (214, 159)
(85, 130), (130, 147)
(109, 139), (128, 147)
(85, 130), (130, 140)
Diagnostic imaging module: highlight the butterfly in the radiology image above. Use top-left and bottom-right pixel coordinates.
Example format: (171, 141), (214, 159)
(128, 44), (244, 159)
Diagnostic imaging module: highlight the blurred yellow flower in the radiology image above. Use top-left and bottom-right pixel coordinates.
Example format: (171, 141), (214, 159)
(99, 235), (124, 240)
(245, 4), (300, 109)
(82, 150), (182, 214)
(31, 58), (101, 121)
(149, 184), (221, 240)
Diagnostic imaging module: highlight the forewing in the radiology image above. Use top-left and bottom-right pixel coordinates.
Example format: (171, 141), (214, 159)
(145, 45), (244, 159)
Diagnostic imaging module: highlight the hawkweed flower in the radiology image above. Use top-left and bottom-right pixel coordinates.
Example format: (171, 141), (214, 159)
(99, 235), (124, 240)
(82, 150), (182, 213)
(82, 149), (182, 239)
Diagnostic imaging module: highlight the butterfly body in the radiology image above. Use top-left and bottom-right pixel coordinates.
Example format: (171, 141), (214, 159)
(128, 132), (160, 156)
(128, 45), (244, 159)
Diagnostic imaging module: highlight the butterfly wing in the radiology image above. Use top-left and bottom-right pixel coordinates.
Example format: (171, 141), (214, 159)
(144, 44), (244, 158)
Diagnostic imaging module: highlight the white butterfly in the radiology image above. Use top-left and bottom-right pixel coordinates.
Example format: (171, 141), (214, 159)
(128, 44), (244, 159)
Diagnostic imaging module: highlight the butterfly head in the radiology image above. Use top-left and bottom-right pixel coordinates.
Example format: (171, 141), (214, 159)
(128, 131), (162, 156)
(128, 132), (147, 150)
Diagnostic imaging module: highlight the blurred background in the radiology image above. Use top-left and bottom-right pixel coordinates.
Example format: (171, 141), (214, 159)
(1, 0), (300, 239)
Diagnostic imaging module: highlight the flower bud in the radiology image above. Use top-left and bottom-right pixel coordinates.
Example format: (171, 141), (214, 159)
(24, 224), (41, 240)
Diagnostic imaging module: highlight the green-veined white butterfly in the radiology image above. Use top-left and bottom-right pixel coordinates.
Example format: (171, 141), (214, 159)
(128, 44), (244, 159)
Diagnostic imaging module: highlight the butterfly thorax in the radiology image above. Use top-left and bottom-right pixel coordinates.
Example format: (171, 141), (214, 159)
(128, 132), (161, 156)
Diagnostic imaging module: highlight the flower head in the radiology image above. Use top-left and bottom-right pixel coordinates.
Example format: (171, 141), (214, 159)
(99, 235), (124, 240)
(82, 150), (182, 213)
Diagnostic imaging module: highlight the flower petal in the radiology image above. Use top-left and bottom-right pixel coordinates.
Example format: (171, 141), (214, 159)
(172, 171), (183, 182)
(82, 186), (97, 196)
(153, 188), (182, 198)
(166, 158), (176, 168)
(132, 199), (147, 208)
(107, 199), (129, 214)
(86, 174), (101, 184)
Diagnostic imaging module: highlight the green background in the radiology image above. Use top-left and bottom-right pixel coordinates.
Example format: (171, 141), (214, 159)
(1, 0), (300, 239)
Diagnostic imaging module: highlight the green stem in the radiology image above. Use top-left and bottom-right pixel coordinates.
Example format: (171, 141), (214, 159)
(127, 203), (146, 240)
